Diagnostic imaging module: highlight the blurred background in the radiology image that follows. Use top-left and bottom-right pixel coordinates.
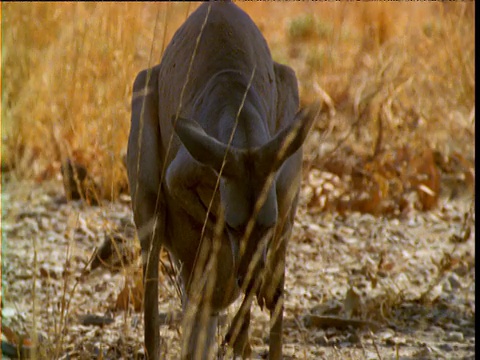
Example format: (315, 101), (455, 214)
(2, 1), (475, 211)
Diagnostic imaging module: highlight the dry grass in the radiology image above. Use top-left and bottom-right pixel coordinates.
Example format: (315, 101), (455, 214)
(1, 2), (475, 359)
(2, 3), (191, 199)
(2, 2), (474, 200)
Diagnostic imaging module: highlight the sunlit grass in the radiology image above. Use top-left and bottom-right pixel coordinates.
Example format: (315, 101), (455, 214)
(1, 2), (475, 358)
(2, 2), (474, 198)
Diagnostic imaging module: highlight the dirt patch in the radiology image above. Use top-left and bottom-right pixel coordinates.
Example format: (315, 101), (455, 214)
(1, 180), (474, 359)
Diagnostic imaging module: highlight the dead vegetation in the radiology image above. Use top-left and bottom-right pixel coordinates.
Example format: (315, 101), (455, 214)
(1, 2), (475, 359)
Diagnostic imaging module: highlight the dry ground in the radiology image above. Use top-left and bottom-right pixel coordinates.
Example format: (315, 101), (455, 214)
(1, 2), (475, 359)
(1, 178), (474, 359)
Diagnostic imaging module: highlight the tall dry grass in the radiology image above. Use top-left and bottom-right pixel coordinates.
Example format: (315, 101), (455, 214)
(2, 2), (475, 199)
(1, 2), (475, 358)
(2, 3), (192, 199)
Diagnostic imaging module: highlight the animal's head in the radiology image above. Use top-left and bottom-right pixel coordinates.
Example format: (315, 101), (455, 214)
(172, 106), (316, 279)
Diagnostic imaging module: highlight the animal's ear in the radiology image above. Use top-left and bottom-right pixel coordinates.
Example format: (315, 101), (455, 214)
(172, 116), (241, 177)
(131, 65), (161, 102)
(256, 103), (319, 173)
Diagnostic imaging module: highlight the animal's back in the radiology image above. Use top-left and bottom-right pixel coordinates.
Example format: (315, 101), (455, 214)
(157, 2), (277, 160)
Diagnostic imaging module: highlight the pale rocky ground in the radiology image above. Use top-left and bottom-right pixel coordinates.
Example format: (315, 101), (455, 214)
(2, 178), (474, 359)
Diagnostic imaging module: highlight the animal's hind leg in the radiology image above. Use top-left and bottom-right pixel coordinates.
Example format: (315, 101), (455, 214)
(260, 225), (289, 360)
(224, 295), (252, 359)
(181, 299), (219, 360)
(134, 191), (164, 360)
(267, 268), (284, 360)
(133, 197), (164, 360)
(127, 64), (165, 360)
(143, 228), (162, 360)
(261, 245), (285, 360)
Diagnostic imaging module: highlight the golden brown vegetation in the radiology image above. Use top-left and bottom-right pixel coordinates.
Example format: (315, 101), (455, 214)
(1, 3), (475, 359)
(2, 2), (474, 208)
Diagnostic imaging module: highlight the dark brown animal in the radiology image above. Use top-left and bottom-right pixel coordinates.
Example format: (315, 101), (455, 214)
(127, 2), (315, 359)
